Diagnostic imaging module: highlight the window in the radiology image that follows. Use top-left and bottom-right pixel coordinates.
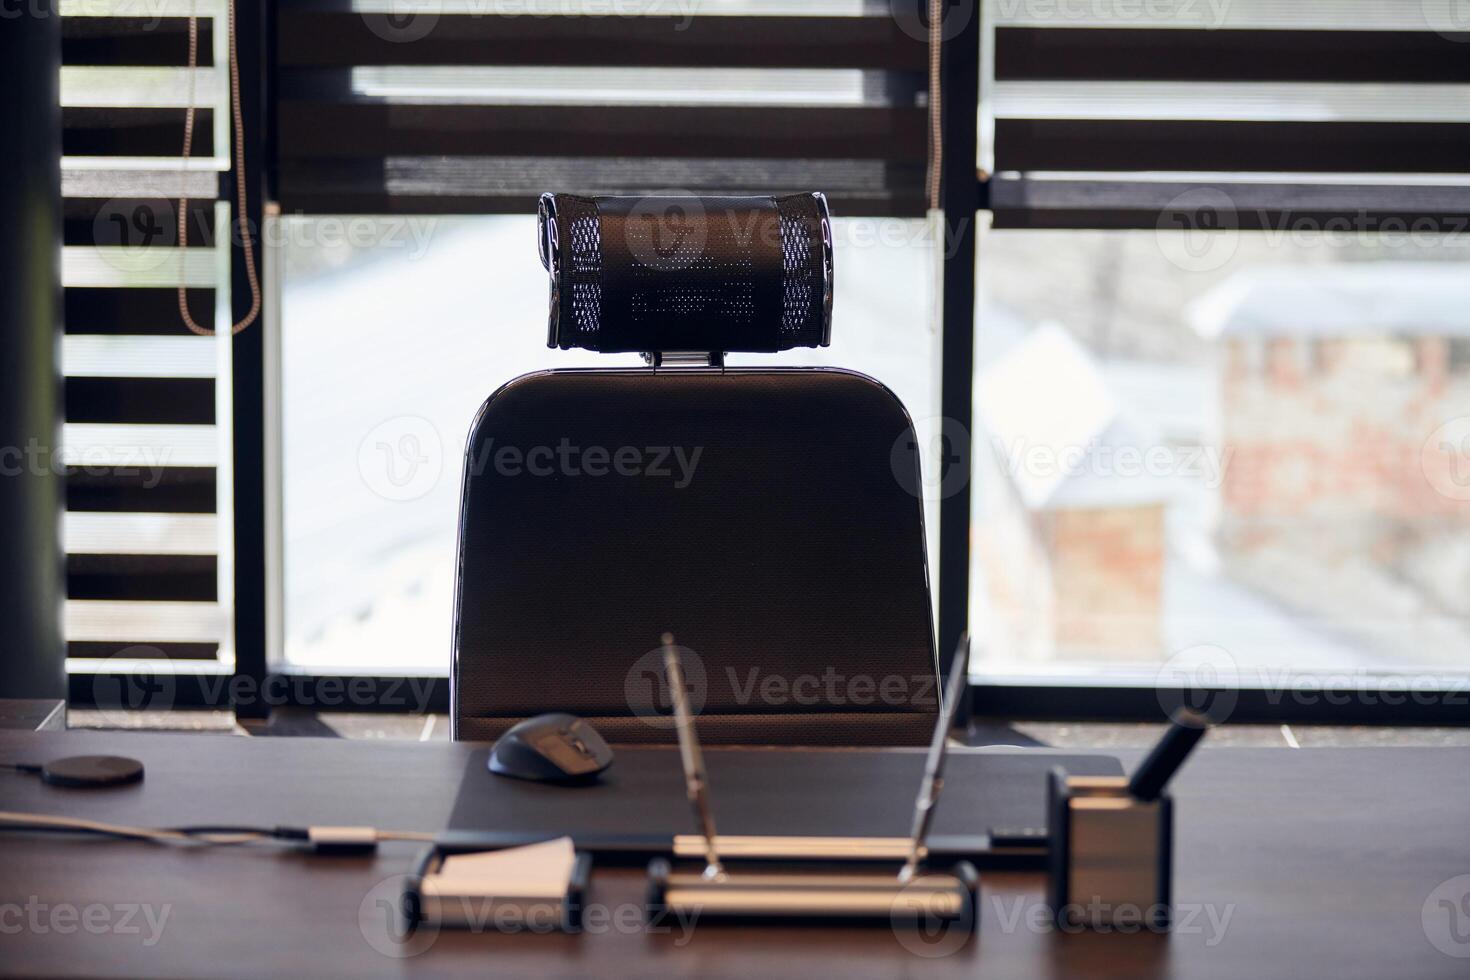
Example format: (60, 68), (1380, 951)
(971, 227), (1470, 686)
(971, 0), (1470, 704)
(278, 213), (940, 672)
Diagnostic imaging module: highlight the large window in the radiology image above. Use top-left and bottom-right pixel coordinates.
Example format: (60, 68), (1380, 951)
(970, 225), (1470, 687)
(279, 214), (940, 673)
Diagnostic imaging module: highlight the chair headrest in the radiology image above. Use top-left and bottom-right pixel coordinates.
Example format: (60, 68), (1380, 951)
(538, 193), (833, 355)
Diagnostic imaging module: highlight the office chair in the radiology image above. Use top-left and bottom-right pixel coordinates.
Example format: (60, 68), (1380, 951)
(452, 193), (938, 744)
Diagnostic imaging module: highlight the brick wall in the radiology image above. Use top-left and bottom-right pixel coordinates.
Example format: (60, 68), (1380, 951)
(1221, 336), (1470, 534)
(1047, 504), (1165, 656)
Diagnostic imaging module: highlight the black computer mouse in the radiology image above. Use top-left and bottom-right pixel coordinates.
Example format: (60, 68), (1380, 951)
(487, 713), (613, 785)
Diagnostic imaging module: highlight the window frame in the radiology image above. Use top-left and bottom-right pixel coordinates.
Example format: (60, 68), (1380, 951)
(67, 0), (1470, 725)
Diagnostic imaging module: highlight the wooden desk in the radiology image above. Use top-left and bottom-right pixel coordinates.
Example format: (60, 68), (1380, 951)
(1, 730), (1466, 979)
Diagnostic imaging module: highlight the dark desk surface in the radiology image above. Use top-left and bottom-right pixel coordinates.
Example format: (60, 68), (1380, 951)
(1, 730), (1467, 979)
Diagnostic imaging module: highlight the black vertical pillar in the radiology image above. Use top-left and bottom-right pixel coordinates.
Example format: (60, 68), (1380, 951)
(0, 2), (65, 699)
(232, 0), (271, 719)
(938, 0), (981, 726)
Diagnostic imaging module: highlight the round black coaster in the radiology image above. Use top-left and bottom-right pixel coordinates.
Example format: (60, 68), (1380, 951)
(40, 755), (145, 788)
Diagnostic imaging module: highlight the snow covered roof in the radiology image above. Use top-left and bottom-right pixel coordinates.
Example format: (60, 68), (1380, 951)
(1190, 263), (1470, 340)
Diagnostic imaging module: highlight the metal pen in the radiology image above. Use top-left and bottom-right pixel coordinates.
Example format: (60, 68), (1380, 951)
(661, 633), (725, 881)
(897, 633), (970, 884)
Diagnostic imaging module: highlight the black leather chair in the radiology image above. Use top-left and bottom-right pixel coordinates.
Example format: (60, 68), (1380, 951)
(452, 193), (938, 744)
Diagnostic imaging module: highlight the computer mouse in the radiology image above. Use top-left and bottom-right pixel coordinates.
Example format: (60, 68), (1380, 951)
(487, 713), (613, 785)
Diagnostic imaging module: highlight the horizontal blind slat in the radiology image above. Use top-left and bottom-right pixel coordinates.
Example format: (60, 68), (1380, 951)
(63, 246), (219, 288)
(64, 512), (219, 555)
(277, 104), (925, 160)
(62, 423), (219, 467)
(65, 600), (228, 644)
(276, 12), (924, 69)
(66, 466), (217, 513)
(68, 553), (218, 601)
(63, 335), (219, 378)
(994, 28), (1470, 83)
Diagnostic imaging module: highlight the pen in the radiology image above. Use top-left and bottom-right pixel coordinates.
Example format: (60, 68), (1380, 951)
(1127, 707), (1212, 802)
(661, 633), (725, 881)
(898, 633), (970, 884)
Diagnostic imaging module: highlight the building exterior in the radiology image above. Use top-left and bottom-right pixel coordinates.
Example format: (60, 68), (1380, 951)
(1189, 263), (1470, 653)
(973, 323), (1171, 664)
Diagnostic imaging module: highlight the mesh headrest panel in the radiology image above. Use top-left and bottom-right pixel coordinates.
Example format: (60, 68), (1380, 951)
(539, 193), (832, 353)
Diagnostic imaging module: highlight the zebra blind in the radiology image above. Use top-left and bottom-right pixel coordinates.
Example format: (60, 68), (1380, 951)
(274, 1), (929, 216)
(986, 1), (1470, 228)
(60, 2), (235, 666)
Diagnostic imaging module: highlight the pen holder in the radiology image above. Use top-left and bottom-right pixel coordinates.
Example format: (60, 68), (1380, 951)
(1045, 769), (1172, 930)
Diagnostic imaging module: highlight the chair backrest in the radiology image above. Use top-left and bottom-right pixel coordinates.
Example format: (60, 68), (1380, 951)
(451, 194), (938, 744)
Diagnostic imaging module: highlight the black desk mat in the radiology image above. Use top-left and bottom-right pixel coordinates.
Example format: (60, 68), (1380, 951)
(447, 746), (1121, 847)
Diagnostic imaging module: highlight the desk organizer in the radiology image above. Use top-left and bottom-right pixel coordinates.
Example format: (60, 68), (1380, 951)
(1045, 770), (1172, 930)
(404, 842), (593, 934)
(646, 858), (979, 923)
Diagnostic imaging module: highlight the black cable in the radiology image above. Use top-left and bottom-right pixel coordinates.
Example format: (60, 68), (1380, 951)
(0, 762), (41, 774)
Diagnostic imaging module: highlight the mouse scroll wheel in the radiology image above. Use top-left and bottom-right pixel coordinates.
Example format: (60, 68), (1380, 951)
(570, 737), (590, 755)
